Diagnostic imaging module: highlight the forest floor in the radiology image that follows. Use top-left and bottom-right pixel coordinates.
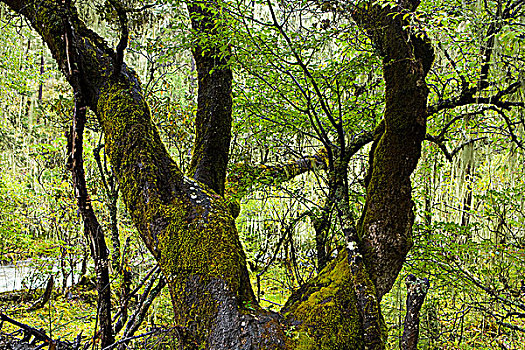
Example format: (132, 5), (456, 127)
(0, 286), (97, 341)
(1, 260), (525, 349)
(0, 283), (177, 349)
(0, 261), (298, 348)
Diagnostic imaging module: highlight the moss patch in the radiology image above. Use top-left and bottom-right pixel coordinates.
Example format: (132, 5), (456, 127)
(283, 252), (363, 349)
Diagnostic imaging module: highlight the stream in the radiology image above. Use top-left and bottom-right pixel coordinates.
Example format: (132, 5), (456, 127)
(0, 260), (79, 293)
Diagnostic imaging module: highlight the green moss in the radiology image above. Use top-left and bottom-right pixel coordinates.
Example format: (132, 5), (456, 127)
(154, 192), (253, 342)
(157, 195), (246, 287)
(96, 78), (256, 342)
(283, 252), (364, 349)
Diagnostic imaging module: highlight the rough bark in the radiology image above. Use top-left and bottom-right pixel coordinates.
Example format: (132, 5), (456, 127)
(312, 201), (331, 271)
(352, 0), (434, 299)
(279, 146), (386, 349)
(400, 274), (430, 350)
(187, 1), (233, 196)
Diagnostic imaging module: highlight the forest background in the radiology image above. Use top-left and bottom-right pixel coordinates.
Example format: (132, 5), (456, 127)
(0, 0), (524, 349)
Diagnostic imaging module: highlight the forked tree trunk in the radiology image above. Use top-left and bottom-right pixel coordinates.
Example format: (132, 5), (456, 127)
(1, 1), (433, 349)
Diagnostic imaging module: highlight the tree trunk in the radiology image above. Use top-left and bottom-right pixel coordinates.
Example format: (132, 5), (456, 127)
(67, 78), (114, 346)
(187, 1), (233, 197)
(352, 0), (434, 299)
(400, 275), (430, 350)
(1, 1), (434, 349)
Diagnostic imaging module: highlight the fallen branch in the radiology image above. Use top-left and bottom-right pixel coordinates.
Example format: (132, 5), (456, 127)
(0, 313), (77, 349)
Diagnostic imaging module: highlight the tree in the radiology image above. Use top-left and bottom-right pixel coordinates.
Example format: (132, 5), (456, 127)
(1, 0), (523, 349)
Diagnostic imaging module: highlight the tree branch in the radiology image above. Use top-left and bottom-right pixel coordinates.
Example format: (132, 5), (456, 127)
(108, 0), (128, 77)
(0, 313), (75, 349)
(425, 134), (487, 162)
(227, 131), (373, 200)
(428, 80), (524, 115)
(492, 106), (525, 150)
(226, 149), (328, 199)
(63, 6), (114, 345)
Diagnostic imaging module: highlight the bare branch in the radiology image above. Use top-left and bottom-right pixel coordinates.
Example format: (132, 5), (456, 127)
(491, 106), (525, 150)
(425, 134), (487, 162)
(428, 80), (524, 115)
(226, 130), (373, 199)
(226, 149), (328, 199)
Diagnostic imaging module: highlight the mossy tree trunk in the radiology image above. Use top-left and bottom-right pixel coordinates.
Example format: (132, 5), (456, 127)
(352, 0), (434, 299)
(2, 0), (433, 349)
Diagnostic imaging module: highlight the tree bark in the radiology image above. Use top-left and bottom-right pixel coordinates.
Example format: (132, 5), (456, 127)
(352, 0), (434, 299)
(400, 275), (430, 350)
(187, 1), (233, 196)
(312, 201), (331, 271)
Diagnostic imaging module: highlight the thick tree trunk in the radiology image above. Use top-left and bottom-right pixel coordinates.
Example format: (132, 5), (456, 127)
(1, 1), (434, 349)
(352, 0), (434, 299)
